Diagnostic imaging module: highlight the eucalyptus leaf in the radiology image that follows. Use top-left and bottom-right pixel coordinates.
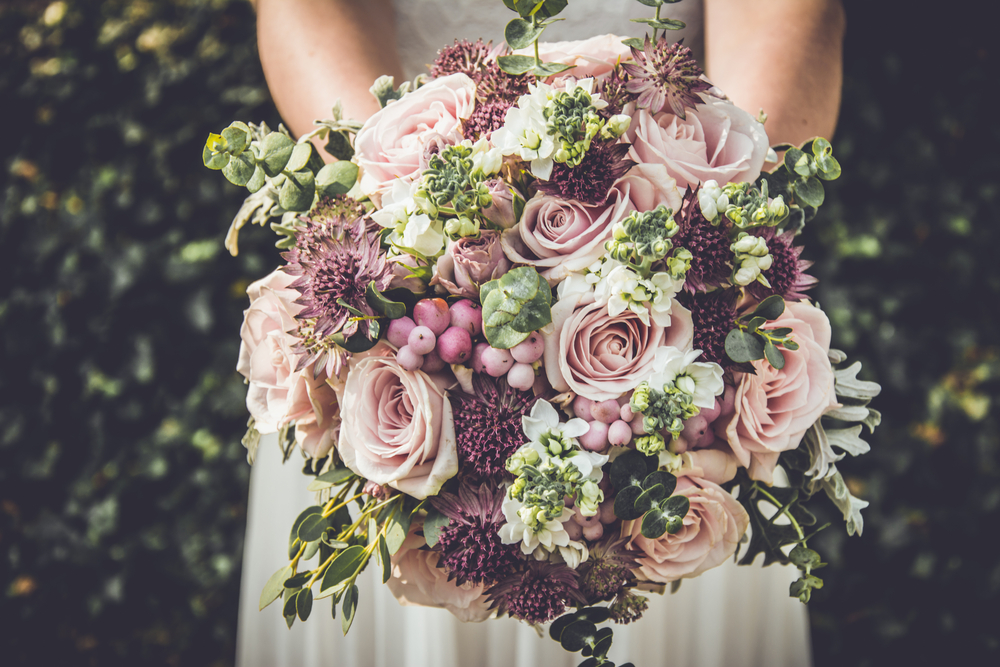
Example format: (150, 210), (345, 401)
(260, 132), (296, 177)
(378, 535), (392, 583)
(385, 508), (412, 555)
(365, 281), (406, 320)
(259, 565), (293, 611)
(789, 544), (825, 572)
(316, 161), (359, 197)
(725, 329), (765, 363)
(631, 17), (686, 30)
(591, 627), (614, 658)
(282, 589), (299, 618)
(795, 176), (825, 208)
(279, 170), (315, 212)
(221, 122), (249, 154)
(746, 316), (767, 332)
(341, 584), (359, 635)
(422, 507), (451, 548)
(331, 327), (381, 354)
(660, 495), (690, 533)
(635, 0), (664, 6)
(643, 470), (676, 497)
(497, 54), (537, 75)
(634, 483), (665, 514)
(815, 154), (841, 180)
(783, 147), (806, 175)
(621, 37), (645, 49)
(296, 586), (313, 621)
(609, 450), (650, 490)
(290, 506), (323, 555)
(640, 508), (669, 538)
(549, 614), (577, 641)
(222, 154), (255, 187)
(533, 61), (574, 76)
(320, 545), (367, 594)
(202, 141), (229, 170)
(750, 294), (785, 321)
(573, 607), (613, 624)
(286, 142), (313, 173)
(763, 340), (786, 369)
(298, 512), (332, 542)
(560, 619), (597, 653)
(246, 165), (266, 194)
(613, 485), (644, 521)
(302, 538), (320, 561)
(505, 18), (545, 49)
(316, 466), (355, 485)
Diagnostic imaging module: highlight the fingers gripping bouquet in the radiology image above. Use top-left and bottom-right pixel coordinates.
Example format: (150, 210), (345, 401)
(205, 1), (880, 664)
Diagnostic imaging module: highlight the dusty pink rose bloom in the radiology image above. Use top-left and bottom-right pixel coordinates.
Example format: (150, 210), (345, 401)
(430, 231), (512, 299)
(481, 178), (517, 229)
(717, 300), (838, 484)
(543, 291), (694, 401)
(626, 96), (769, 190)
(388, 253), (427, 294)
(237, 269), (315, 434)
(337, 341), (458, 499)
(387, 520), (492, 623)
(292, 378), (340, 459)
(524, 35), (632, 80)
(624, 469), (749, 583)
(355, 73), (477, 203)
(502, 163), (681, 284)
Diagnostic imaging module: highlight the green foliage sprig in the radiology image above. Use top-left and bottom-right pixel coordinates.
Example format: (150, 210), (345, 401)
(498, 0), (575, 76)
(480, 266), (553, 349)
(623, 0), (687, 49)
(724, 295), (799, 370)
(549, 606), (637, 667)
(609, 450), (690, 539)
(760, 137), (842, 230)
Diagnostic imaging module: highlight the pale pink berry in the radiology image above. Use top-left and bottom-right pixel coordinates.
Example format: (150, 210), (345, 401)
(580, 420), (609, 452)
(608, 420), (633, 446)
(436, 326), (473, 364)
(413, 297), (451, 335)
(574, 505), (601, 526)
(506, 362), (535, 390)
(395, 345), (423, 371)
(699, 397), (722, 424)
(481, 347), (514, 377)
(564, 519), (584, 541)
(510, 332), (544, 363)
(421, 349), (447, 373)
(471, 342), (490, 373)
(449, 299), (483, 336)
(387, 316), (416, 348)
(620, 403), (635, 422)
(681, 413), (709, 443)
(599, 499), (617, 525)
(582, 522), (605, 541)
(572, 395), (594, 421)
(630, 414), (647, 435)
(591, 399), (621, 424)
(407, 326), (437, 355)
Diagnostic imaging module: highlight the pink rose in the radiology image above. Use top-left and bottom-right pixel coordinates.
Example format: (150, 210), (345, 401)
(626, 96), (769, 190)
(355, 73), (477, 202)
(717, 301), (838, 484)
(387, 520), (492, 623)
(527, 35), (633, 80)
(543, 291), (694, 401)
(430, 230), (512, 299)
(388, 253), (428, 294)
(502, 163), (681, 283)
(481, 177), (517, 230)
(337, 341), (458, 499)
(237, 269), (314, 433)
(624, 470), (749, 583)
(292, 378), (340, 459)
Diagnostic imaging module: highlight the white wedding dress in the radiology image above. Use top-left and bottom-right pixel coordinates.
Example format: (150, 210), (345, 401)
(236, 2), (812, 665)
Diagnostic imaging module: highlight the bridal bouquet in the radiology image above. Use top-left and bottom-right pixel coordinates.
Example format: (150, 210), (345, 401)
(204, 1), (879, 664)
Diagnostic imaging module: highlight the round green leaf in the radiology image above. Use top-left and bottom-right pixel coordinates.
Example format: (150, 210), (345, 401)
(365, 281), (406, 320)
(794, 176), (825, 207)
(221, 123), (249, 155)
(260, 132), (296, 177)
(763, 340), (786, 369)
(750, 294), (786, 322)
(316, 161), (359, 197)
(609, 450), (650, 490)
(279, 170), (315, 212)
(286, 142), (313, 173)
(634, 483), (665, 514)
(505, 18), (545, 49)
(202, 140), (229, 170)
(572, 607), (612, 624)
(643, 470), (677, 497)
(246, 165), (266, 194)
(549, 613), (577, 642)
(422, 507), (451, 548)
(725, 329), (765, 363)
(613, 484), (644, 521)
(283, 572), (311, 589)
(222, 154), (255, 187)
(559, 619), (597, 653)
(497, 54), (537, 75)
(298, 512), (332, 542)
(640, 508), (668, 538)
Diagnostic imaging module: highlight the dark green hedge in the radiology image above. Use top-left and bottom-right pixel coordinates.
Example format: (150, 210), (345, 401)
(0, 1), (996, 666)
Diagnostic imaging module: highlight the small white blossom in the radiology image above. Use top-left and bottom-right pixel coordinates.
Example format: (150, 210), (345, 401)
(647, 347), (725, 409)
(498, 497), (574, 557)
(698, 179), (729, 222)
(491, 82), (556, 180)
(594, 264), (680, 327)
(371, 179), (445, 256)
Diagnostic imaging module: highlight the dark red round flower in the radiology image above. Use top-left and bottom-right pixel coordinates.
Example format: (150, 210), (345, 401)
(451, 375), (537, 479)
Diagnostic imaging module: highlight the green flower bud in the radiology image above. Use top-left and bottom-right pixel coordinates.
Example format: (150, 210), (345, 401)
(635, 433), (666, 456)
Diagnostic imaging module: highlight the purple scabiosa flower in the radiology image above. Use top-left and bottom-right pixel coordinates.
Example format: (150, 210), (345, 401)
(673, 189), (733, 292)
(463, 61), (534, 141)
(536, 141), (635, 206)
(430, 39), (493, 81)
(486, 561), (585, 624)
(463, 98), (511, 141)
(451, 375), (537, 478)
(282, 209), (393, 374)
(620, 37), (712, 119)
(676, 288), (738, 368)
(576, 536), (640, 603)
(745, 226), (817, 302)
(430, 482), (522, 586)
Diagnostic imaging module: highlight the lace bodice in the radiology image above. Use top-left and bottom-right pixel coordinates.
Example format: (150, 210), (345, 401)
(392, 0), (704, 80)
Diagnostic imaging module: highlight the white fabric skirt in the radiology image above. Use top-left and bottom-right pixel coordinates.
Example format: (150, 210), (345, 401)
(236, 437), (812, 667)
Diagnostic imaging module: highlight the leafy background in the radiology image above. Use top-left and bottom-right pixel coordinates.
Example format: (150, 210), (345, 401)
(0, 1), (995, 665)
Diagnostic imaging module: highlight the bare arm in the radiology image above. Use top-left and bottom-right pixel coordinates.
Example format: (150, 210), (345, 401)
(255, 0), (404, 137)
(704, 0), (846, 147)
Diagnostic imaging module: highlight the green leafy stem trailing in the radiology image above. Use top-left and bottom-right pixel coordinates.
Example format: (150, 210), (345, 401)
(624, 0), (688, 49)
(259, 466), (421, 633)
(498, 1), (575, 77)
(724, 294), (799, 371)
(760, 137), (842, 230)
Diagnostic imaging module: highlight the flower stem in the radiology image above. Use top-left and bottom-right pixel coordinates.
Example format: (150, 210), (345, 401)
(753, 483), (804, 541)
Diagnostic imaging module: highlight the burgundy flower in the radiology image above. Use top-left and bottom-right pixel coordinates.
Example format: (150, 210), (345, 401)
(430, 482), (521, 587)
(620, 37), (712, 119)
(673, 189), (733, 292)
(486, 561), (585, 624)
(598, 64), (633, 117)
(536, 141), (636, 206)
(676, 288), (738, 368)
(450, 374), (537, 478)
(577, 536), (640, 603)
(463, 98), (511, 141)
(431, 39), (493, 81)
(745, 226), (817, 301)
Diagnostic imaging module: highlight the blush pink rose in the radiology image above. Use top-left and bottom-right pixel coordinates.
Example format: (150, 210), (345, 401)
(624, 469), (749, 583)
(337, 341), (458, 499)
(626, 96), (769, 190)
(527, 35), (632, 80)
(237, 269), (315, 434)
(717, 300), (838, 484)
(543, 291), (694, 401)
(292, 378), (340, 459)
(387, 520), (492, 623)
(502, 163), (681, 283)
(430, 230), (512, 299)
(355, 73), (477, 202)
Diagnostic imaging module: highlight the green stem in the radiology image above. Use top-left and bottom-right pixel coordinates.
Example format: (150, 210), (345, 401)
(653, 4), (662, 42)
(754, 484), (804, 541)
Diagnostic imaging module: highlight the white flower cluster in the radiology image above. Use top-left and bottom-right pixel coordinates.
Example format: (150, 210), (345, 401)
(731, 233), (773, 286)
(559, 257), (682, 327)
(371, 179), (445, 257)
(697, 179), (729, 222)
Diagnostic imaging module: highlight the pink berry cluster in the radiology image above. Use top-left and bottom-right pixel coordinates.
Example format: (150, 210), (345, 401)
(564, 496), (619, 543)
(470, 332), (544, 391)
(570, 396), (647, 455)
(388, 298), (482, 372)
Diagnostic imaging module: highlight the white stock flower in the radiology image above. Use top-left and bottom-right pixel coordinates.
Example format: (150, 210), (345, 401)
(469, 138), (503, 176)
(555, 541), (589, 569)
(594, 265), (680, 327)
(647, 347), (725, 409)
(498, 497), (574, 557)
(371, 178), (445, 257)
(698, 179), (728, 222)
(491, 82), (556, 180)
(522, 399), (589, 446)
